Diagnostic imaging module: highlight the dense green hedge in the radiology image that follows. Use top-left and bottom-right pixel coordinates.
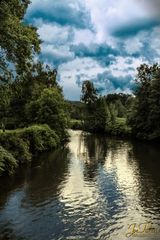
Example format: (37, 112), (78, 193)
(0, 125), (60, 176)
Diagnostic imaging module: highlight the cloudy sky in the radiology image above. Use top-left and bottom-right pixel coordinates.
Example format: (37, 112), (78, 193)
(25, 0), (160, 100)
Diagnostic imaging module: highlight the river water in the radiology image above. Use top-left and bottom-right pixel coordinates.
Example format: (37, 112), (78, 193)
(0, 130), (160, 240)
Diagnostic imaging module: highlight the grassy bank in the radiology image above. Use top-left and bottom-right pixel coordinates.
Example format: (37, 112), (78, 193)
(0, 125), (60, 176)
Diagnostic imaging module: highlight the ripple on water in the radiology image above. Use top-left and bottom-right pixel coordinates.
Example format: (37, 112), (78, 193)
(0, 131), (160, 240)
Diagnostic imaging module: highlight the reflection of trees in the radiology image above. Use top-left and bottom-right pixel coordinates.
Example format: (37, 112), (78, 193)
(0, 148), (70, 240)
(78, 133), (108, 181)
(0, 223), (23, 240)
(128, 141), (160, 212)
(0, 167), (30, 207)
(0, 148), (70, 208)
(22, 148), (70, 206)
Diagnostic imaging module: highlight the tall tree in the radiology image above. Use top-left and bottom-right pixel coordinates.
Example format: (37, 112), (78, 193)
(81, 80), (98, 106)
(128, 63), (160, 139)
(148, 68), (160, 138)
(0, 0), (41, 82)
(26, 88), (69, 141)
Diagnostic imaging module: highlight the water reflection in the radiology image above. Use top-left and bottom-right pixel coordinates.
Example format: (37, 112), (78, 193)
(0, 130), (160, 240)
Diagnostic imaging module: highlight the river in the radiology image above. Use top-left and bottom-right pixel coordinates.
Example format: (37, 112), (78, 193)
(0, 130), (160, 240)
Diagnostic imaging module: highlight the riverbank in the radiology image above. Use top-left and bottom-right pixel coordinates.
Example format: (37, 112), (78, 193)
(70, 118), (160, 141)
(0, 125), (61, 176)
(70, 118), (131, 138)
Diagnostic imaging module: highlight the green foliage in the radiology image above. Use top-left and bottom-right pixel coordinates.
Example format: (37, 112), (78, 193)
(0, 0), (41, 81)
(83, 97), (115, 133)
(128, 64), (160, 140)
(0, 62), (68, 144)
(26, 88), (69, 141)
(105, 93), (133, 118)
(81, 80), (98, 107)
(21, 125), (60, 152)
(0, 133), (31, 163)
(0, 1), (68, 151)
(0, 146), (17, 176)
(2, 62), (59, 129)
(80, 81), (132, 137)
(110, 118), (131, 136)
(93, 97), (111, 132)
(0, 125), (60, 176)
(66, 101), (85, 120)
(70, 119), (83, 130)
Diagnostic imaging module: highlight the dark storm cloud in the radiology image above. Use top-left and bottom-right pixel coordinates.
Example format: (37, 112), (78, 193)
(70, 43), (119, 66)
(39, 45), (74, 67)
(25, 0), (93, 30)
(93, 71), (134, 92)
(70, 43), (119, 58)
(112, 18), (160, 38)
(75, 70), (134, 95)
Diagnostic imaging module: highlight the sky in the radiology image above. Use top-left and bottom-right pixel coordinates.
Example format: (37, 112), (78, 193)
(25, 0), (160, 100)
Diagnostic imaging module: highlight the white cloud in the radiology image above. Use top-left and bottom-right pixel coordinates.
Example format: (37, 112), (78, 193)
(73, 29), (95, 45)
(26, 0), (160, 99)
(124, 37), (143, 55)
(85, 0), (148, 42)
(38, 24), (74, 44)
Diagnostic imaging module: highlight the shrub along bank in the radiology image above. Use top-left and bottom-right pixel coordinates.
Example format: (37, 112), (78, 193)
(0, 125), (60, 176)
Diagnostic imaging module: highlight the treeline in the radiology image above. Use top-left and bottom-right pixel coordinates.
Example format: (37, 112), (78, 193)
(73, 81), (133, 136)
(68, 63), (160, 141)
(0, 1), (69, 176)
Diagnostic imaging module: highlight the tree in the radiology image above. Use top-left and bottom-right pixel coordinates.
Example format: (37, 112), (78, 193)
(148, 68), (160, 138)
(94, 97), (112, 132)
(0, 0), (41, 82)
(81, 80), (98, 106)
(0, 0), (41, 129)
(26, 88), (69, 141)
(128, 63), (160, 139)
(1, 62), (59, 129)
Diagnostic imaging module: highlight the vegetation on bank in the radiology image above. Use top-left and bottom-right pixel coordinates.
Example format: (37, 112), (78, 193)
(0, 125), (60, 176)
(0, 1), (69, 176)
(68, 64), (160, 141)
(67, 86), (133, 137)
(69, 117), (131, 137)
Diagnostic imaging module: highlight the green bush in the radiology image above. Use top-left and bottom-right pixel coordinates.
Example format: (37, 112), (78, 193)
(21, 125), (60, 152)
(25, 88), (69, 142)
(70, 119), (83, 130)
(0, 146), (17, 176)
(0, 125), (61, 176)
(0, 134), (31, 163)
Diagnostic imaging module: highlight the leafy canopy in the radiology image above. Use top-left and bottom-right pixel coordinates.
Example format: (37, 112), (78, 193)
(0, 0), (41, 82)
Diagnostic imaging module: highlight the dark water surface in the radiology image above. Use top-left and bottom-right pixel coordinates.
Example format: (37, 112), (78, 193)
(0, 130), (160, 240)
